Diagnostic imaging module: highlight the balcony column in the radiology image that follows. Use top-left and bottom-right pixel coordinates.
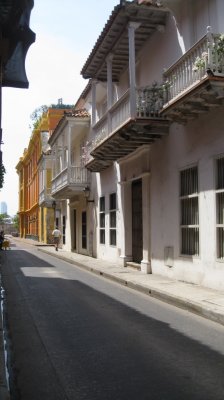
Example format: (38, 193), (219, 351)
(91, 79), (97, 126)
(119, 181), (132, 266)
(107, 53), (114, 134)
(61, 133), (65, 169)
(128, 21), (140, 118)
(141, 174), (151, 274)
(67, 123), (72, 183)
(54, 144), (58, 176)
(207, 26), (213, 70)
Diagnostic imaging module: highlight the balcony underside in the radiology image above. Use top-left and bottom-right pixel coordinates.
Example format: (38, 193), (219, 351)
(39, 199), (54, 208)
(39, 192), (54, 207)
(51, 184), (87, 200)
(86, 118), (169, 172)
(161, 77), (224, 124)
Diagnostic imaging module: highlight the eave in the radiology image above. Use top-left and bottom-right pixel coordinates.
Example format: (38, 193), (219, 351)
(81, 1), (169, 82)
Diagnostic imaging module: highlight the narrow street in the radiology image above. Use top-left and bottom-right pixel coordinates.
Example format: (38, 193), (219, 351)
(1, 240), (224, 400)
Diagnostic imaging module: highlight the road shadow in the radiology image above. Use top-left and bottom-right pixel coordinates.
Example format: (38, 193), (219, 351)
(0, 249), (224, 400)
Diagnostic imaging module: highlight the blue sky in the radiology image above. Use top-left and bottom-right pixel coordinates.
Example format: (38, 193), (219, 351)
(1, 0), (119, 215)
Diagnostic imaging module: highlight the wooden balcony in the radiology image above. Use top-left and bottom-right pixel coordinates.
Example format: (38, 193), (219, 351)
(51, 166), (90, 199)
(85, 87), (170, 172)
(161, 29), (224, 124)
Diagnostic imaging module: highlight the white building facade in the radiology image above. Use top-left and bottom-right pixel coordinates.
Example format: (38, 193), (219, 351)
(77, 0), (224, 291)
(49, 110), (91, 256)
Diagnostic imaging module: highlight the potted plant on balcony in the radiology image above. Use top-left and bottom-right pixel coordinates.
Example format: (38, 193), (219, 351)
(192, 34), (224, 74)
(137, 82), (166, 117)
(214, 34), (224, 73)
(192, 52), (208, 72)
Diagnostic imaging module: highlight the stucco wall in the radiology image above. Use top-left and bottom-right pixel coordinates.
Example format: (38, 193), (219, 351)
(150, 107), (224, 290)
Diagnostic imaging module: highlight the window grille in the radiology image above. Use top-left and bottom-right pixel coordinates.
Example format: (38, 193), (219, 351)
(180, 166), (199, 256)
(99, 196), (105, 244)
(82, 211), (87, 249)
(62, 215), (66, 245)
(109, 193), (117, 246)
(216, 157), (224, 259)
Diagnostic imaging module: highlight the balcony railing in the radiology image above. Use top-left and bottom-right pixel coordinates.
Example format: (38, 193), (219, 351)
(51, 166), (89, 194)
(83, 85), (166, 163)
(163, 28), (224, 105)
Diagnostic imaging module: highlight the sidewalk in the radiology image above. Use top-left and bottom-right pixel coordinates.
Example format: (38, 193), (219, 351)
(13, 236), (224, 327)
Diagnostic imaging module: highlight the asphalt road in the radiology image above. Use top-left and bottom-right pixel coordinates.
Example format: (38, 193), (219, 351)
(1, 240), (224, 400)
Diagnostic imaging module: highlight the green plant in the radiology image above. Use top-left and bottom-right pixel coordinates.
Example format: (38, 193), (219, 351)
(213, 34), (224, 72)
(0, 213), (9, 223)
(29, 103), (74, 130)
(214, 34), (224, 56)
(192, 52), (208, 72)
(0, 164), (6, 189)
(193, 34), (224, 73)
(12, 214), (20, 230)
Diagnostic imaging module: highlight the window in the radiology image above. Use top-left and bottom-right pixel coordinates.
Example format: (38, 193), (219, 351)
(109, 193), (116, 246)
(82, 211), (87, 249)
(99, 196), (105, 244)
(216, 157), (224, 259)
(62, 215), (66, 245)
(180, 166), (199, 256)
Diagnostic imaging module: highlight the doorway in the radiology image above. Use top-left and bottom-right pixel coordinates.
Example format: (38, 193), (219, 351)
(73, 209), (77, 250)
(132, 179), (143, 263)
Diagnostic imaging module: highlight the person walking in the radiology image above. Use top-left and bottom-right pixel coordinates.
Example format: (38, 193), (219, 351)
(52, 226), (61, 251)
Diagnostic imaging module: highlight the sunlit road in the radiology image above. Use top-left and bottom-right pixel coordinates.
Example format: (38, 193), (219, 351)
(1, 240), (224, 400)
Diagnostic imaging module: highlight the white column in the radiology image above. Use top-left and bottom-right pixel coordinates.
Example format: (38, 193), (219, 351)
(54, 143), (58, 176)
(91, 79), (97, 126)
(128, 21), (140, 118)
(106, 53), (113, 135)
(119, 181), (132, 266)
(67, 124), (72, 183)
(62, 133), (65, 169)
(65, 200), (72, 251)
(141, 174), (151, 273)
(106, 53), (114, 109)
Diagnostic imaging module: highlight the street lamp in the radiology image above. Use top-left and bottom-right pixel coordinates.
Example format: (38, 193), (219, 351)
(83, 186), (94, 203)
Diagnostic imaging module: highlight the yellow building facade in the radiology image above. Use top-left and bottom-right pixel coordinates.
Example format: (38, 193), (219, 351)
(16, 106), (73, 242)
(16, 129), (40, 240)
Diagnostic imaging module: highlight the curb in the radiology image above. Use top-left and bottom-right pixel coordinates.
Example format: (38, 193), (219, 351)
(0, 280), (10, 400)
(38, 248), (224, 327)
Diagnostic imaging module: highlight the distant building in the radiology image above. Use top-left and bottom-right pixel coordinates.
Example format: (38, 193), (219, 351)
(16, 105), (74, 242)
(0, 202), (7, 214)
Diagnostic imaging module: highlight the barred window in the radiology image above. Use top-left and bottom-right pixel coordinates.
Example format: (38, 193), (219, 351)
(82, 212), (87, 249)
(216, 157), (224, 259)
(99, 196), (105, 244)
(109, 193), (116, 246)
(180, 166), (199, 256)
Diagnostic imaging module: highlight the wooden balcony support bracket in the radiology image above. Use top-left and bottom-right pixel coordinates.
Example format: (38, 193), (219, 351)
(162, 77), (224, 123)
(86, 158), (112, 173)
